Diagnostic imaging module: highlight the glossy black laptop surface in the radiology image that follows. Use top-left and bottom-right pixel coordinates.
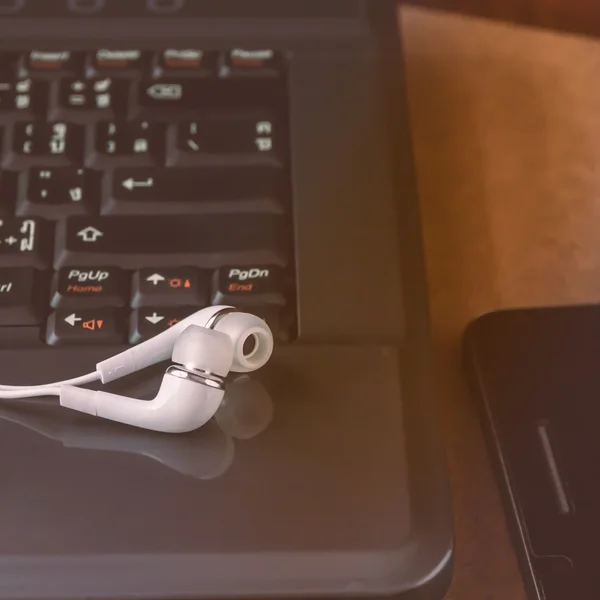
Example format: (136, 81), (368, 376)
(0, 2), (453, 599)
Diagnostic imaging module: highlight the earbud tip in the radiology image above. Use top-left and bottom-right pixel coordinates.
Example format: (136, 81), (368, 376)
(172, 326), (234, 377)
(213, 312), (274, 373)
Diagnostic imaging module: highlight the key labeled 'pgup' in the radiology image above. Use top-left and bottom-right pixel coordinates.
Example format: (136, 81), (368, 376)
(68, 269), (110, 283)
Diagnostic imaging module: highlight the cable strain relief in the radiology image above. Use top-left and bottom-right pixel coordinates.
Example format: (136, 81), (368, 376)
(60, 386), (99, 416)
(96, 350), (137, 384)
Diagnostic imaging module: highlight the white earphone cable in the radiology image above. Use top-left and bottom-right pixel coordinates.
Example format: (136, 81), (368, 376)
(0, 371), (101, 399)
(0, 386), (62, 399)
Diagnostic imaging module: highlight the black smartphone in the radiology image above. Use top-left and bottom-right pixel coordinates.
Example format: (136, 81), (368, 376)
(463, 305), (599, 600)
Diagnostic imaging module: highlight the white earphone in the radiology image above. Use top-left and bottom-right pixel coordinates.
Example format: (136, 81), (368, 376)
(0, 374), (274, 479)
(0, 306), (274, 435)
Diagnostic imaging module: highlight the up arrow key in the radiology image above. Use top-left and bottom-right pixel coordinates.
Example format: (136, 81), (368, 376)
(146, 273), (165, 285)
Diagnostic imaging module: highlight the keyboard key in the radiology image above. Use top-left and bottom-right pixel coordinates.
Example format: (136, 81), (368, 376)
(16, 167), (98, 219)
(54, 215), (287, 270)
(0, 172), (18, 214)
(91, 49), (150, 75)
(0, 78), (46, 122)
(0, 217), (52, 268)
(135, 78), (284, 119)
(26, 51), (84, 77)
(4, 121), (84, 169)
(0, 53), (22, 74)
(51, 77), (126, 123)
(157, 49), (216, 75)
(0, 267), (46, 325)
(212, 266), (286, 306)
(167, 116), (282, 167)
(87, 120), (164, 169)
(129, 306), (200, 344)
(46, 308), (125, 346)
(131, 267), (208, 308)
(245, 305), (291, 342)
(221, 49), (282, 78)
(103, 167), (284, 215)
(50, 267), (127, 309)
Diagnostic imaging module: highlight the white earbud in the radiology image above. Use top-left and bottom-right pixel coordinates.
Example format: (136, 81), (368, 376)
(0, 374), (273, 479)
(95, 306), (272, 383)
(56, 307), (274, 434)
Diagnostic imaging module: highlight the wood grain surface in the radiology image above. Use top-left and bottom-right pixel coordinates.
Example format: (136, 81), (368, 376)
(406, 0), (600, 40)
(398, 6), (600, 598)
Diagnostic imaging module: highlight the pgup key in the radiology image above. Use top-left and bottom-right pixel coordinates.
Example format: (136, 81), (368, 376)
(50, 267), (128, 309)
(0, 217), (52, 268)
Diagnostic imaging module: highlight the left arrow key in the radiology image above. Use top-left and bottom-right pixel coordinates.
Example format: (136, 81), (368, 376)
(45, 308), (126, 346)
(64, 312), (82, 326)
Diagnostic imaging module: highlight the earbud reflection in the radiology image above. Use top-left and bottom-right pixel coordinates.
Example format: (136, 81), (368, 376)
(0, 375), (273, 480)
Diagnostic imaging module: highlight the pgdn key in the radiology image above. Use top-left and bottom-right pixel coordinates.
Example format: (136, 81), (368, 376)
(212, 266), (287, 306)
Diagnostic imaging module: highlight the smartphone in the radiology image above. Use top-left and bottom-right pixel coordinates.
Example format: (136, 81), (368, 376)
(463, 305), (599, 600)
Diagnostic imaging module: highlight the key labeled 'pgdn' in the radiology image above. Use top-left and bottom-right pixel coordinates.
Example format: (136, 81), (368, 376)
(212, 266), (286, 306)
(228, 267), (270, 281)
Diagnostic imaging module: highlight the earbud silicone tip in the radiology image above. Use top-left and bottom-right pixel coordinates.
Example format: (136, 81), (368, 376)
(172, 326), (234, 378)
(213, 313), (274, 373)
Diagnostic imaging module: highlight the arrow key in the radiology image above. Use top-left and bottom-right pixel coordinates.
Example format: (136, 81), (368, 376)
(46, 308), (126, 346)
(131, 267), (208, 308)
(130, 306), (200, 344)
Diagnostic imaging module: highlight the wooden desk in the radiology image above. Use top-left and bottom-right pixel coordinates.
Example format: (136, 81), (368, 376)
(398, 7), (600, 598)
(406, 0), (600, 40)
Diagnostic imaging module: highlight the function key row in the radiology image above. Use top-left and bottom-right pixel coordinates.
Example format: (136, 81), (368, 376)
(0, 77), (286, 123)
(2, 49), (283, 79)
(0, 117), (282, 169)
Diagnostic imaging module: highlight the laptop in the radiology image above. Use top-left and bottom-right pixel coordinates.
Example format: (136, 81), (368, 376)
(0, 1), (453, 599)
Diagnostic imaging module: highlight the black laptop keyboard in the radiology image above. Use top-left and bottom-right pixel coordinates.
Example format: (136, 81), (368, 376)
(0, 49), (296, 345)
